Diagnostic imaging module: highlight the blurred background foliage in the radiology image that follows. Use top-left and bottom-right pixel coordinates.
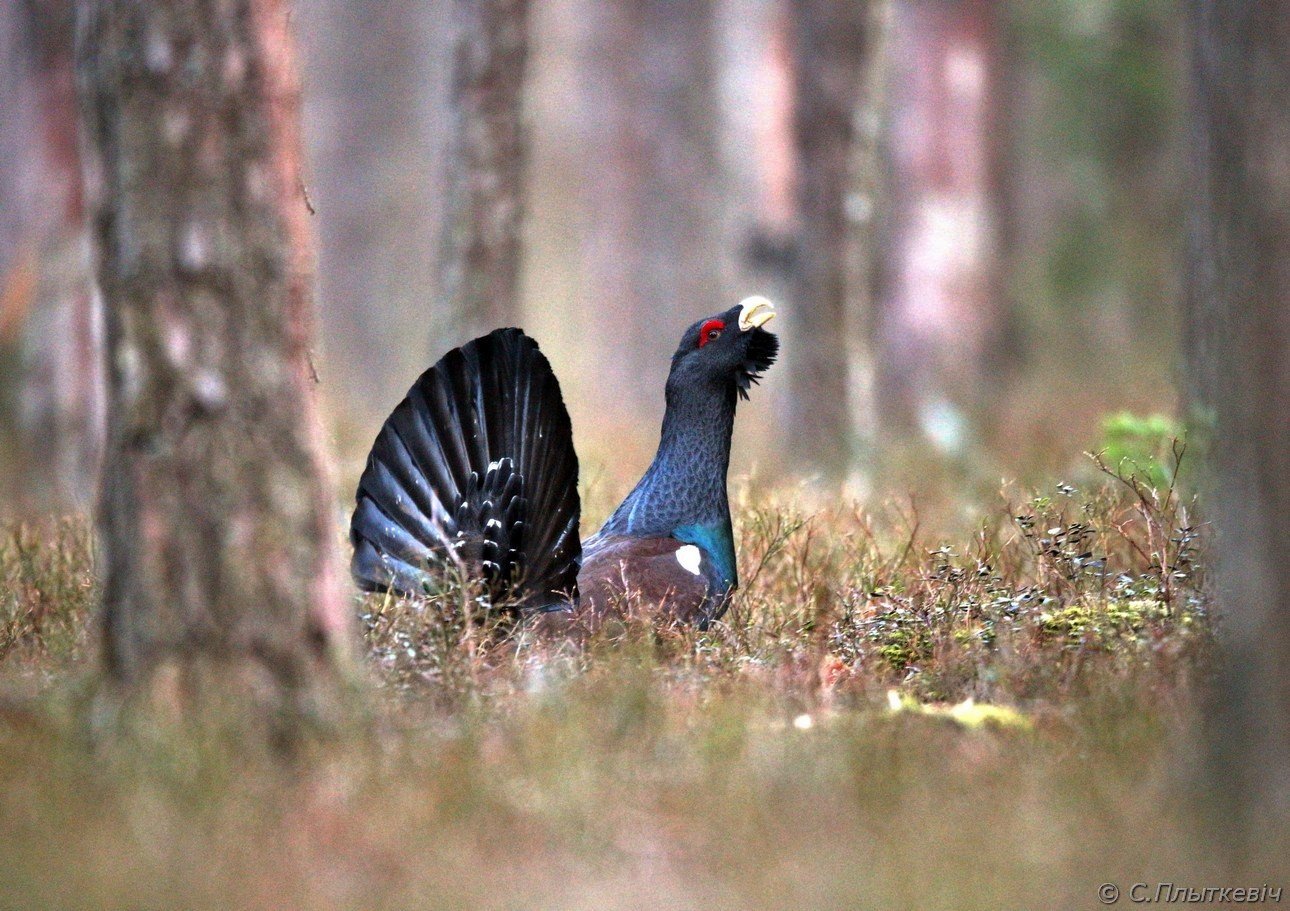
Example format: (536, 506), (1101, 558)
(0, 0), (1188, 522)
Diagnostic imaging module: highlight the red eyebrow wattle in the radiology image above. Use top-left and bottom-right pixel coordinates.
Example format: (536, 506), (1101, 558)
(698, 319), (725, 348)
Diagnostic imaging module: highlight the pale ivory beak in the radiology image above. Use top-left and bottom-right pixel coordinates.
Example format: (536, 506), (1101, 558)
(737, 295), (776, 331)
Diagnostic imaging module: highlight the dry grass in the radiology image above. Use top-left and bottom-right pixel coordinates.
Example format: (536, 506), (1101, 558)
(0, 465), (1267, 910)
(0, 516), (95, 679)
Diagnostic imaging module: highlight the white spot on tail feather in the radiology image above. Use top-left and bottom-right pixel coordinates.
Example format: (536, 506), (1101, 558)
(676, 545), (703, 576)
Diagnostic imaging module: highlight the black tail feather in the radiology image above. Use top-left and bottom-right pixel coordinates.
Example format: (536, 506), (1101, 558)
(351, 329), (581, 610)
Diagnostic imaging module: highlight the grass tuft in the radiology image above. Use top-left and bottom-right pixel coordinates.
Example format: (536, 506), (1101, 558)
(0, 516), (95, 676)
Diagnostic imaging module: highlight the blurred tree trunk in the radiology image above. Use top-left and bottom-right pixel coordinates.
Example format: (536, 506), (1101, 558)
(0, 0), (100, 515)
(1185, 0), (1290, 850)
(785, 0), (873, 480)
(439, 0), (529, 338)
(77, 0), (350, 718)
(844, 0), (895, 490)
(714, 0), (801, 478)
(300, 0), (448, 416)
(0, 0), (39, 502)
(579, 0), (722, 421)
(872, 0), (1001, 452)
(981, 4), (1026, 385)
(719, 0), (797, 317)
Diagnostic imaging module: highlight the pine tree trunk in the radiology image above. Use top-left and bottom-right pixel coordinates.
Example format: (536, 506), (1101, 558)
(0, 0), (101, 515)
(579, 0), (723, 422)
(439, 0), (529, 339)
(0, 0), (40, 503)
(872, 0), (1000, 448)
(1185, 0), (1290, 847)
(77, 0), (350, 715)
(785, 0), (870, 478)
(300, 0), (447, 412)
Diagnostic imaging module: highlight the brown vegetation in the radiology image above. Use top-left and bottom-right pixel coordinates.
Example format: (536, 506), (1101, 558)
(1, 462), (1255, 908)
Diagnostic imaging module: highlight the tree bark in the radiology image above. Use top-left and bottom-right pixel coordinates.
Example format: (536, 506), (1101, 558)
(785, 0), (870, 478)
(0, 0), (101, 515)
(1185, 0), (1290, 849)
(579, 0), (723, 421)
(439, 0), (529, 339)
(299, 0), (447, 414)
(0, 0), (41, 503)
(872, 0), (1000, 449)
(77, 0), (350, 714)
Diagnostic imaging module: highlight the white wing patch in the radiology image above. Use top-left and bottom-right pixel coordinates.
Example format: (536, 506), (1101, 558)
(675, 545), (703, 576)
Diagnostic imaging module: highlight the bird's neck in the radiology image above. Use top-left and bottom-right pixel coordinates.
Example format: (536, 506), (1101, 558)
(602, 380), (736, 542)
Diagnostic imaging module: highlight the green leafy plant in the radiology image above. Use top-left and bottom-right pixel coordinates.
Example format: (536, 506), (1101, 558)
(1098, 411), (1181, 490)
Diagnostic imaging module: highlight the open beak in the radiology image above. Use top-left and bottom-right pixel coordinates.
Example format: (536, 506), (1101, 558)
(737, 296), (776, 331)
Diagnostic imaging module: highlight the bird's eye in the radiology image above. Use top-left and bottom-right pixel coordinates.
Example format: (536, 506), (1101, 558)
(697, 319), (725, 348)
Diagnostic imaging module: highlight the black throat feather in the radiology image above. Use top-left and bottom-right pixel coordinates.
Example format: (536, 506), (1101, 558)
(598, 326), (778, 539)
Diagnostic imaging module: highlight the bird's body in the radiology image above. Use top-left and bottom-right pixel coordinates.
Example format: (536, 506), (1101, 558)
(350, 297), (778, 629)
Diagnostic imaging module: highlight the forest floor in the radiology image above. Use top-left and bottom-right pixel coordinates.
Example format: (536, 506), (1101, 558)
(0, 458), (1277, 909)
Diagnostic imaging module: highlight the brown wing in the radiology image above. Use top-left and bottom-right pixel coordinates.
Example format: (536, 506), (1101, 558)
(576, 535), (716, 625)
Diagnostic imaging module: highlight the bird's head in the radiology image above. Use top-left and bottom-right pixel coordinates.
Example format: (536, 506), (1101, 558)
(668, 296), (779, 401)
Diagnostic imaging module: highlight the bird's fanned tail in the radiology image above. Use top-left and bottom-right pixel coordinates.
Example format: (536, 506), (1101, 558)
(350, 328), (581, 611)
